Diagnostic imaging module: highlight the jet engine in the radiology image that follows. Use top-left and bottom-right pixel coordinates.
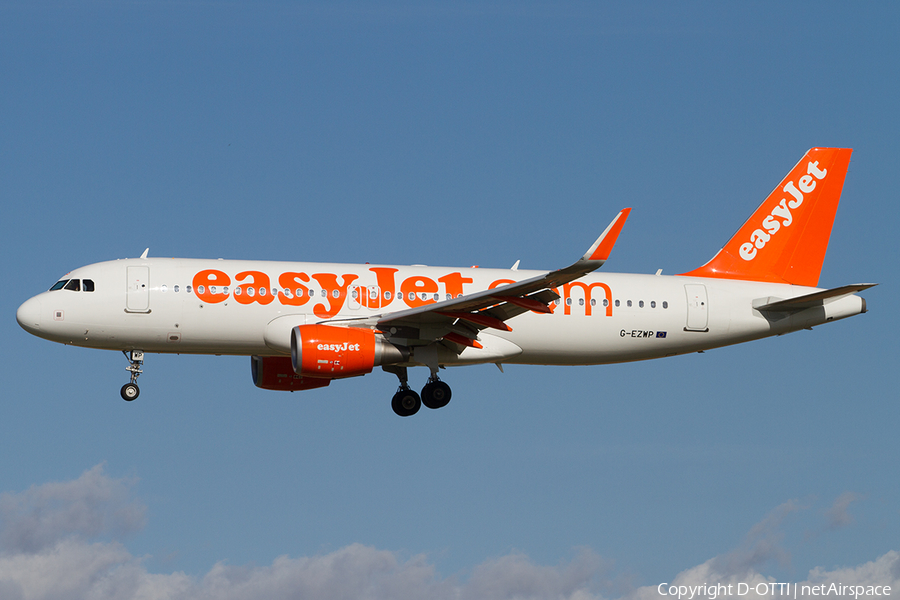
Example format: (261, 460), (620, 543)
(291, 324), (408, 379)
(250, 355), (332, 391)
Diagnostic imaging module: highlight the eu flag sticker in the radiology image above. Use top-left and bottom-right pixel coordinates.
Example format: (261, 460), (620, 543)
(656, 331), (667, 338)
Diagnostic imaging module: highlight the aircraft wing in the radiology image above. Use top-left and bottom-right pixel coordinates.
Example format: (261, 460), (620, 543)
(324, 208), (630, 349)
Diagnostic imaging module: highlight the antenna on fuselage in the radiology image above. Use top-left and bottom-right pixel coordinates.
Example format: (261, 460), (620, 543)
(140, 248), (149, 259)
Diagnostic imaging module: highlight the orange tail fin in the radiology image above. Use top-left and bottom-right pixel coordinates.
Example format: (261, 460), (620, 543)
(680, 147), (852, 287)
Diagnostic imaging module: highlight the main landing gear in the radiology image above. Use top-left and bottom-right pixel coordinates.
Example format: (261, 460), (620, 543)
(422, 377), (451, 410)
(385, 366), (452, 417)
(121, 350), (144, 401)
(391, 386), (421, 418)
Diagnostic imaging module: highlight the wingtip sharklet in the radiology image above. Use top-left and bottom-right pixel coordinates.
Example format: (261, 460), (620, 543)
(582, 208), (631, 264)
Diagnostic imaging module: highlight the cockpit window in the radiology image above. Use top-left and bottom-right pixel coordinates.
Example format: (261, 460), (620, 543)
(49, 279), (94, 291)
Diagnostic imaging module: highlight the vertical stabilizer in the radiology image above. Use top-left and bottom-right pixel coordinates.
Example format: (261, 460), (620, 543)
(680, 148), (852, 287)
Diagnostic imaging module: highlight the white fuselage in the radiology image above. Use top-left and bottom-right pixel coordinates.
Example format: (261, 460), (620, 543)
(16, 257), (866, 367)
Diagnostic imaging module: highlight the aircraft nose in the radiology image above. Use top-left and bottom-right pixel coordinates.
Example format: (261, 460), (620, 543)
(16, 296), (42, 334)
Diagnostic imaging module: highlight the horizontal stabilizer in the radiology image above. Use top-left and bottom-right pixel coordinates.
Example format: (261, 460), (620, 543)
(753, 283), (877, 312)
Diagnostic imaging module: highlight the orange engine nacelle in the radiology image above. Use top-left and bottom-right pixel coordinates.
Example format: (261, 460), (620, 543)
(291, 324), (407, 379)
(251, 356), (332, 391)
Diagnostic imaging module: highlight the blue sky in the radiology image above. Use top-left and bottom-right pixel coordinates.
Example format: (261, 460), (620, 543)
(1, 2), (898, 598)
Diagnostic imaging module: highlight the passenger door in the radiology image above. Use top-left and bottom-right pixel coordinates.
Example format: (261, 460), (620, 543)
(126, 266), (150, 313)
(684, 284), (708, 332)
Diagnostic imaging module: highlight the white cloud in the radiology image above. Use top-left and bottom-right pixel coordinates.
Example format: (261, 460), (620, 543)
(461, 548), (618, 600)
(627, 499), (899, 600)
(0, 469), (896, 600)
(0, 539), (604, 600)
(804, 550), (900, 589)
(823, 492), (862, 530)
(711, 500), (800, 576)
(627, 549), (900, 600)
(0, 463), (145, 554)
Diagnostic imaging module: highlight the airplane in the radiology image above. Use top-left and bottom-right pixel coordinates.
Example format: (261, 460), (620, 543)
(16, 147), (875, 416)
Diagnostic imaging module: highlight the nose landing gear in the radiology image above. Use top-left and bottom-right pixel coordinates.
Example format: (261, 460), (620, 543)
(121, 350), (144, 401)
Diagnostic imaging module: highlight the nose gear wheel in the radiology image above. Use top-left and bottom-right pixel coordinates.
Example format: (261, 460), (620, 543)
(121, 350), (144, 401)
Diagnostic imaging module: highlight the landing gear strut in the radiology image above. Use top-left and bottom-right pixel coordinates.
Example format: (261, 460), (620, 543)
(121, 350), (143, 401)
(385, 366), (421, 417)
(420, 353), (451, 410)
